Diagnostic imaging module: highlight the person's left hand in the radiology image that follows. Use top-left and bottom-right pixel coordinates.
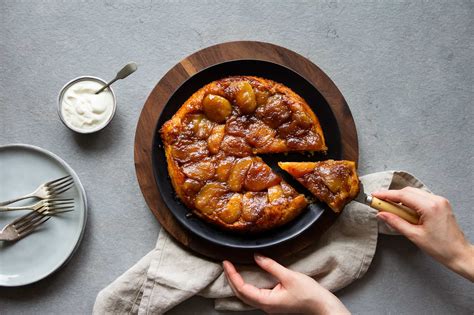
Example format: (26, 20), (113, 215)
(223, 254), (349, 314)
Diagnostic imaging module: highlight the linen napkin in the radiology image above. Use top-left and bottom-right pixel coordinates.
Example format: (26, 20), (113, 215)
(93, 171), (429, 314)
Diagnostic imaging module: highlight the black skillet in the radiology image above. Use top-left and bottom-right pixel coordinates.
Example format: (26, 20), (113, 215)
(152, 59), (342, 249)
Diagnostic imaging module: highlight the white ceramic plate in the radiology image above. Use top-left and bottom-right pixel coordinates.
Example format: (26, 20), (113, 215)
(0, 144), (87, 286)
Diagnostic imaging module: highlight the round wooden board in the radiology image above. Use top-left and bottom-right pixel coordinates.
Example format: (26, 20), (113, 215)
(134, 41), (358, 264)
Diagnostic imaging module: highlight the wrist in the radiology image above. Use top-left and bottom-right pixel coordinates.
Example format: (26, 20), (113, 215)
(303, 296), (350, 315)
(448, 242), (474, 282)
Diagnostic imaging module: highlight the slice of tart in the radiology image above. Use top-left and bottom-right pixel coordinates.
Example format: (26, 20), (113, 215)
(278, 160), (360, 213)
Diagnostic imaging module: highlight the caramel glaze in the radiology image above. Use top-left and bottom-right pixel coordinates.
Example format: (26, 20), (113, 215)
(161, 76), (327, 232)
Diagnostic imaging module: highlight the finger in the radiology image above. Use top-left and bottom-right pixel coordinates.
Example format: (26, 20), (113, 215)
(403, 186), (433, 197)
(222, 261), (243, 297)
(222, 261), (268, 308)
(223, 260), (245, 289)
(377, 212), (420, 240)
(254, 254), (291, 283)
(372, 189), (431, 214)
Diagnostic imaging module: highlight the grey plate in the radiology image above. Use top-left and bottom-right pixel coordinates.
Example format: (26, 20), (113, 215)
(0, 144), (87, 287)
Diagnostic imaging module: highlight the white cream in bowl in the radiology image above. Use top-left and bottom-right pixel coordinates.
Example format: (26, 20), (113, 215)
(59, 77), (116, 133)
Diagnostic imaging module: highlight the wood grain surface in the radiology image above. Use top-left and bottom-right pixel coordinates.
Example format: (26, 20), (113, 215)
(134, 41), (358, 263)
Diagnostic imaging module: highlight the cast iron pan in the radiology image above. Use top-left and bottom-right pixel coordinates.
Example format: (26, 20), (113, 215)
(152, 60), (342, 249)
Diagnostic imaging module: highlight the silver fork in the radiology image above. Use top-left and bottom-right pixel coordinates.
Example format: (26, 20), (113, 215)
(0, 206), (50, 241)
(0, 198), (75, 212)
(0, 205), (75, 241)
(0, 175), (74, 206)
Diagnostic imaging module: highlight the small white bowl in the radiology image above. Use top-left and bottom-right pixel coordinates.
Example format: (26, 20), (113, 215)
(58, 76), (117, 134)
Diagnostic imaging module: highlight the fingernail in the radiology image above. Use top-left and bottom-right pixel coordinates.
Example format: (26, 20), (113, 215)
(254, 253), (265, 262)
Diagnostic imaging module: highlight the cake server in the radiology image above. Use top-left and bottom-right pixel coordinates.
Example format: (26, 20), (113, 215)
(354, 182), (420, 224)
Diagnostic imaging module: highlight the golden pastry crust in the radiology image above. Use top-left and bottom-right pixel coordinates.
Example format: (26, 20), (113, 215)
(279, 160), (360, 213)
(160, 76), (328, 232)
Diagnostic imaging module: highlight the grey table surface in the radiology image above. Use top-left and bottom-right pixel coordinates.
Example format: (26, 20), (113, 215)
(1, 1), (473, 314)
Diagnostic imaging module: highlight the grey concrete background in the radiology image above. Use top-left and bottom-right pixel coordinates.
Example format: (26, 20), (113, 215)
(0, 0), (473, 314)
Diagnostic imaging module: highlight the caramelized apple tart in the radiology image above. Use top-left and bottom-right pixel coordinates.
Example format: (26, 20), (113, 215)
(160, 76), (327, 232)
(279, 160), (360, 213)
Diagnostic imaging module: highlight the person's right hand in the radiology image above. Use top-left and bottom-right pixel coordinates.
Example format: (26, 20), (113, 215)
(223, 254), (350, 315)
(373, 187), (474, 281)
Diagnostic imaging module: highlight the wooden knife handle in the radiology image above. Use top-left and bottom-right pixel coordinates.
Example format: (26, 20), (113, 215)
(370, 196), (420, 224)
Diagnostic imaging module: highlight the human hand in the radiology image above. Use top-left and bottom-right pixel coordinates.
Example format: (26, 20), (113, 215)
(373, 187), (474, 281)
(223, 254), (350, 314)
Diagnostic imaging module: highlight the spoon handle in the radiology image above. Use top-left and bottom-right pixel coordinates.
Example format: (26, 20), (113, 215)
(95, 78), (118, 95)
(95, 62), (138, 94)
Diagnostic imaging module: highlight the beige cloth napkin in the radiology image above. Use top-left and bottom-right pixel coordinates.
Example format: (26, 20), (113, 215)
(93, 171), (429, 314)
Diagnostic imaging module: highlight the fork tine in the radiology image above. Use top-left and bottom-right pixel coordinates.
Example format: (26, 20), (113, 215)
(46, 198), (74, 203)
(48, 175), (72, 187)
(17, 217), (51, 238)
(45, 175), (71, 187)
(45, 209), (74, 215)
(49, 182), (74, 196)
(45, 201), (75, 208)
(15, 213), (48, 234)
(47, 179), (73, 194)
(11, 207), (43, 226)
(47, 176), (73, 190)
(48, 176), (74, 190)
(46, 205), (75, 211)
(13, 204), (49, 225)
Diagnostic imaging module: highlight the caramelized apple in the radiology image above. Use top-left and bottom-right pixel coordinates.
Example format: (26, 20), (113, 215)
(280, 181), (298, 197)
(234, 81), (257, 114)
(322, 176), (343, 193)
(185, 114), (214, 139)
(182, 179), (204, 195)
(319, 166), (345, 193)
(225, 115), (251, 137)
(255, 88), (270, 106)
(194, 182), (228, 214)
(256, 138), (286, 152)
(227, 157), (253, 192)
(290, 104), (313, 129)
(220, 135), (252, 157)
(244, 160), (281, 191)
(182, 160), (215, 181)
(219, 193), (242, 223)
(171, 141), (208, 163)
(267, 185), (284, 203)
(246, 121), (276, 148)
(277, 120), (312, 149)
(255, 94), (291, 128)
(202, 94), (232, 123)
(242, 192), (268, 222)
(215, 156), (235, 182)
(207, 125), (225, 154)
(286, 130), (320, 150)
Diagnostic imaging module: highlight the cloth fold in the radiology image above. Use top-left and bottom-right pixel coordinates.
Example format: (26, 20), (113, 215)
(94, 171), (427, 314)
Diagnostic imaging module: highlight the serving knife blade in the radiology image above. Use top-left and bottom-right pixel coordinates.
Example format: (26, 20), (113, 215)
(354, 182), (420, 224)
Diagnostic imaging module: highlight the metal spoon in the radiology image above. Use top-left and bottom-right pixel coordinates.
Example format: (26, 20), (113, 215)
(95, 62), (138, 94)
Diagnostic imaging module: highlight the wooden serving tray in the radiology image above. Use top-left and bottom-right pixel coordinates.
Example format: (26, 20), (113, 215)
(134, 41), (358, 263)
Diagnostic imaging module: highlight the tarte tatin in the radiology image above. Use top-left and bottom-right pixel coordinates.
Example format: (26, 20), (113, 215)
(160, 76), (327, 232)
(279, 160), (360, 213)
